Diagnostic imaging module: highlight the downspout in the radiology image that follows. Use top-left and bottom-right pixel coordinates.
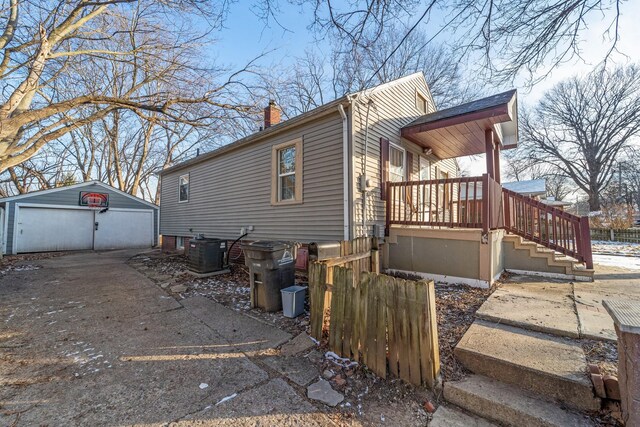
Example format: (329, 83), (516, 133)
(338, 104), (350, 241)
(361, 99), (373, 237)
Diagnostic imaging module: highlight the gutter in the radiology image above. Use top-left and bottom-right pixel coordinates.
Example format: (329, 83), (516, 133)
(338, 104), (350, 241)
(161, 96), (349, 176)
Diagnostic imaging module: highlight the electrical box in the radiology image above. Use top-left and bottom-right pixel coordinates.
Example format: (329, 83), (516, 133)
(358, 174), (372, 192)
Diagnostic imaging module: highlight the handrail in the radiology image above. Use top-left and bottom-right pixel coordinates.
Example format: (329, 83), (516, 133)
(385, 175), (488, 231)
(384, 175), (593, 269)
(502, 187), (593, 269)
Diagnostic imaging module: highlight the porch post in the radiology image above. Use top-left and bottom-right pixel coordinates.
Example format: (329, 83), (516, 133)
(485, 129), (495, 179)
(494, 143), (501, 184)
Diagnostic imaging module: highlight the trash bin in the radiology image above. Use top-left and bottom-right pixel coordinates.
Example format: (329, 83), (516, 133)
(241, 241), (296, 312)
(188, 237), (227, 273)
(281, 285), (306, 318)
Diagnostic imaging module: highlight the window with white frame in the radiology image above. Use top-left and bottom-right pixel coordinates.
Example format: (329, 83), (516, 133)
(176, 236), (185, 250)
(179, 174), (189, 202)
(278, 146), (296, 201)
(419, 156), (430, 181)
(389, 144), (405, 183)
(271, 138), (303, 205)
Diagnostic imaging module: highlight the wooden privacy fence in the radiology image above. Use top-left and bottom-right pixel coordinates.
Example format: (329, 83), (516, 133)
(591, 228), (640, 243)
(309, 263), (440, 388)
(309, 237), (378, 340)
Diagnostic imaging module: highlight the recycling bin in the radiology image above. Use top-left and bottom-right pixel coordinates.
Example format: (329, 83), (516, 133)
(241, 241), (296, 312)
(281, 285), (307, 318)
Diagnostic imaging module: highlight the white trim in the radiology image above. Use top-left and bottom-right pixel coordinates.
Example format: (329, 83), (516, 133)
(388, 142), (406, 183)
(357, 72), (424, 96)
(386, 268), (491, 289)
(12, 203), (18, 255)
(505, 269), (593, 282)
(0, 180), (159, 210)
(338, 104), (350, 241)
(3, 203), (7, 253)
(15, 203), (154, 213)
(0, 207), (5, 254)
(178, 174), (190, 203)
(176, 236), (185, 250)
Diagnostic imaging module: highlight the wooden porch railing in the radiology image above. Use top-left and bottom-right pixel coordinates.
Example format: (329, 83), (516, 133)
(385, 174), (502, 232)
(503, 188), (593, 269)
(385, 175), (593, 269)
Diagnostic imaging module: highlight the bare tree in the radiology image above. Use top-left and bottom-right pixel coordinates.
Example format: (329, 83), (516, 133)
(503, 148), (573, 201)
(281, 0), (627, 84)
(519, 64), (640, 211)
(0, 0), (256, 174)
(331, 25), (480, 107)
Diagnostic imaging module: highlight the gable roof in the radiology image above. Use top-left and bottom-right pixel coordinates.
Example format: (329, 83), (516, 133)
(160, 72), (429, 176)
(404, 89), (517, 129)
(0, 180), (159, 209)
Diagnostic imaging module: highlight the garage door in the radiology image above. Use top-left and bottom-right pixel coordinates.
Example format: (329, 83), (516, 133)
(16, 207), (155, 253)
(17, 207), (95, 252)
(94, 210), (154, 250)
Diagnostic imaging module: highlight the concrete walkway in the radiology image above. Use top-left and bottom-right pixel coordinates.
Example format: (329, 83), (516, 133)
(0, 251), (334, 426)
(476, 263), (640, 342)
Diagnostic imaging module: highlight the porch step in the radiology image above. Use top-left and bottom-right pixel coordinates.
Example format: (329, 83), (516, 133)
(503, 234), (594, 281)
(429, 403), (498, 426)
(454, 320), (600, 412)
(444, 375), (594, 427)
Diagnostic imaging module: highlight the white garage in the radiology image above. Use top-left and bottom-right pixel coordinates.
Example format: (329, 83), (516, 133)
(0, 181), (159, 254)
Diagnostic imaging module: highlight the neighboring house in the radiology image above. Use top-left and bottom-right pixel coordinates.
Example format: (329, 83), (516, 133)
(160, 72), (593, 287)
(0, 181), (158, 254)
(503, 179), (546, 199)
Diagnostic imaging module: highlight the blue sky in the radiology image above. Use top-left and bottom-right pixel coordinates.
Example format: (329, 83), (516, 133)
(210, 1), (640, 182)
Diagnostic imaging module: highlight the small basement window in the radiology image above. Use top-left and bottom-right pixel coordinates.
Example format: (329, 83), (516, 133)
(176, 236), (185, 250)
(416, 92), (428, 114)
(271, 138), (303, 205)
(179, 174), (189, 202)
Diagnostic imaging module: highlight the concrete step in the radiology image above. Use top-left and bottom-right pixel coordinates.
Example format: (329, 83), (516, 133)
(504, 234), (594, 281)
(444, 375), (594, 427)
(454, 320), (600, 412)
(429, 404), (498, 427)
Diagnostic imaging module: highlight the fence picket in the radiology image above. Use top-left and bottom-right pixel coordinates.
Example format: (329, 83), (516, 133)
(310, 238), (440, 388)
(375, 274), (387, 379)
(386, 276), (399, 377)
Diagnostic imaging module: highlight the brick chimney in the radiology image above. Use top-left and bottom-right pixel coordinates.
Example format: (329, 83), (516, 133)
(264, 100), (281, 129)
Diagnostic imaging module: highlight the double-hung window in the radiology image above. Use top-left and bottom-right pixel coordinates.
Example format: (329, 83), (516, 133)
(272, 138), (303, 205)
(389, 143), (405, 183)
(178, 174), (189, 202)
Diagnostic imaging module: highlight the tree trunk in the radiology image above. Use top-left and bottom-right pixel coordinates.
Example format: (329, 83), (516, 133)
(588, 191), (601, 211)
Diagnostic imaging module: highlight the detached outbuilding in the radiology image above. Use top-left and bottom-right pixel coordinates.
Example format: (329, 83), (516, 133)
(0, 181), (158, 254)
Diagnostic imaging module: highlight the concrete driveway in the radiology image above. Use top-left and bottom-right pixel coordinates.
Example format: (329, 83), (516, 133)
(0, 251), (334, 426)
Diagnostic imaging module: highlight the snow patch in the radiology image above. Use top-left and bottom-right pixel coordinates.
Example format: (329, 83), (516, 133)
(215, 393), (237, 405)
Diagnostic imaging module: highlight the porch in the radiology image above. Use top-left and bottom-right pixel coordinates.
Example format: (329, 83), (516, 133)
(382, 89), (593, 286)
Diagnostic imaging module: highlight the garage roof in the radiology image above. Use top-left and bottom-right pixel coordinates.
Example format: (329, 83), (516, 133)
(0, 181), (158, 209)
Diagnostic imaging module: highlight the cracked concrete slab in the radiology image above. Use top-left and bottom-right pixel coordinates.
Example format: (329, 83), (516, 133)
(180, 296), (292, 354)
(172, 378), (333, 426)
(575, 265), (640, 342)
(0, 251), (324, 426)
(475, 278), (580, 338)
(261, 354), (320, 386)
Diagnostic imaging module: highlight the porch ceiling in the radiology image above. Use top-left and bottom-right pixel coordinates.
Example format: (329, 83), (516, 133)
(401, 89), (518, 159)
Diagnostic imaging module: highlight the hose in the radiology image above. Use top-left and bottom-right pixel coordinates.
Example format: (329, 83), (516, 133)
(226, 232), (249, 265)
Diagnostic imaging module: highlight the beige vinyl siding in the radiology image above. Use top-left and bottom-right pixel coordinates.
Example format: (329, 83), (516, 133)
(160, 112), (344, 243)
(351, 74), (459, 237)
